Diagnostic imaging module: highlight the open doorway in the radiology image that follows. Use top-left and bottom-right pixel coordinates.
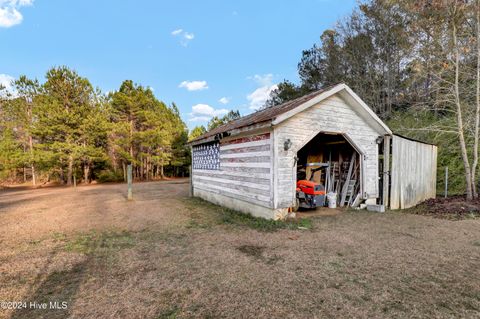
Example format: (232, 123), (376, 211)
(295, 132), (362, 209)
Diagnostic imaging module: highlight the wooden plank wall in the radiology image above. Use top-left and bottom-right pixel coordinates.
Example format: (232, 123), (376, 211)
(390, 135), (437, 209)
(274, 95), (380, 209)
(274, 95), (379, 208)
(192, 132), (273, 208)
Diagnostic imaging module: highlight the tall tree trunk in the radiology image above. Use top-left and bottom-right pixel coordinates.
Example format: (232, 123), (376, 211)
(122, 161), (127, 182)
(453, 20), (473, 200)
(129, 119), (134, 159)
(146, 157), (150, 181)
(82, 141), (88, 184)
(112, 155), (118, 173)
(67, 155), (73, 186)
(472, 0), (480, 199)
(22, 145), (26, 183)
(84, 164), (90, 184)
(28, 135), (35, 186)
(144, 157), (148, 181)
(160, 165), (165, 179)
(129, 119), (134, 180)
(59, 163), (65, 185)
(109, 138), (118, 173)
(31, 164), (36, 186)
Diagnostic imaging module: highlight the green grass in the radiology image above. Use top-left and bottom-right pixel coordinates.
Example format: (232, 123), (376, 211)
(185, 219), (212, 230)
(185, 197), (313, 232)
(157, 307), (179, 319)
(219, 209), (312, 231)
(64, 230), (136, 254)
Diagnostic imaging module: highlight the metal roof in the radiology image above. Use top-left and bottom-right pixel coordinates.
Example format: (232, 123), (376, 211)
(392, 133), (437, 146)
(190, 84), (338, 143)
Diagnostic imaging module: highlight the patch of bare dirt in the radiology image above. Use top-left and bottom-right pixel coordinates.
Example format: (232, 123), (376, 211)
(411, 196), (480, 219)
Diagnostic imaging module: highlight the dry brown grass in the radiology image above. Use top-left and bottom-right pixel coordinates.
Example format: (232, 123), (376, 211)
(1, 181), (480, 318)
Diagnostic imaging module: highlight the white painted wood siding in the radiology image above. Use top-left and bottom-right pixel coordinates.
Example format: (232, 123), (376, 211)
(274, 95), (381, 209)
(390, 135), (437, 209)
(192, 132), (273, 208)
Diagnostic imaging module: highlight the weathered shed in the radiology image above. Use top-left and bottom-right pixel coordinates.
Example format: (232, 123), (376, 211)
(390, 134), (437, 209)
(189, 83), (437, 219)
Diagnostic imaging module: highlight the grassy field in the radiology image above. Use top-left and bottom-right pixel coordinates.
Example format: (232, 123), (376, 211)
(1, 180), (480, 318)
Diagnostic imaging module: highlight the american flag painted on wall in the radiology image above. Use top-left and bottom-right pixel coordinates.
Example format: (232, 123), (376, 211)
(192, 142), (220, 170)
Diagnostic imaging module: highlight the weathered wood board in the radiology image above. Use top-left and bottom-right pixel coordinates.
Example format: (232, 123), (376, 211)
(390, 135), (437, 209)
(274, 95), (381, 209)
(192, 132), (273, 208)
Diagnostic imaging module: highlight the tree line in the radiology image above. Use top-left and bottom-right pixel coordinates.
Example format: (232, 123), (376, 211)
(267, 0), (480, 200)
(188, 110), (241, 141)
(4, 0), (479, 199)
(0, 66), (189, 186)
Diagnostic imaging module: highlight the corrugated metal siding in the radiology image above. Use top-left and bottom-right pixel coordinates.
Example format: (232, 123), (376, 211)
(274, 95), (380, 209)
(192, 132), (273, 208)
(390, 135), (437, 209)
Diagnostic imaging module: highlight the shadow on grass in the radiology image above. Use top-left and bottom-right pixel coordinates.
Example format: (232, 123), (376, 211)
(11, 229), (137, 319)
(0, 193), (60, 214)
(11, 258), (88, 319)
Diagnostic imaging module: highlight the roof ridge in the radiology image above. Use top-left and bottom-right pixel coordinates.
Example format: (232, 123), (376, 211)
(189, 83), (343, 143)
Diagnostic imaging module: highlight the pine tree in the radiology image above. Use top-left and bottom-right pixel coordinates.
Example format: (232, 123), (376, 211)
(188, 126), (206, 141)
(37, 66), (97, 185)
(207, 110), (240, 130)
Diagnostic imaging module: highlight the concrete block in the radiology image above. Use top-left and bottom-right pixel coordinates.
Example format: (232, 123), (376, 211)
(367, 204), (385, 213)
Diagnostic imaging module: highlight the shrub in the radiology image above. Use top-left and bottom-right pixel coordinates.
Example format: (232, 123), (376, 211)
(97, 170), (124, 183)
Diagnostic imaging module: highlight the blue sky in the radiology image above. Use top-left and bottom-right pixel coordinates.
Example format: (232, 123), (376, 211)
(1, 0), (357, 130)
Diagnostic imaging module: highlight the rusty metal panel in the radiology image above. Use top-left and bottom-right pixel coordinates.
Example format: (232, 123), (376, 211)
(189, 85), (338, 143)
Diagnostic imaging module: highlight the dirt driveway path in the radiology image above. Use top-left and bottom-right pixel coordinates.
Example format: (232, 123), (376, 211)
(1, 181), (480, 319)
(0, 180), (190, 245)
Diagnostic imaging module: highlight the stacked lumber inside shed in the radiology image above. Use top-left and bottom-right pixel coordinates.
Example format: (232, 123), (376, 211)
(296, 133), (361, 208)
(322, 152), (360, 207)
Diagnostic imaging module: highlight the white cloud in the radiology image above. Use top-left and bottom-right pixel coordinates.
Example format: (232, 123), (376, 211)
(247, 86), (277, 110)
(218, 97), (229, 104)
(180, 32), (194, 46)
(0, 0), (33, 28)
(179, 80), (208, 91)
(189, 116), (211, 122)
(247, 74), (277, 110)
(0, 73), (15, 96)
(192, 103), (228, 116)
(184, 32), (194, 40)
(249, 74), (274, 87)
(189, 103), (229, 122)
(171, 28), (183, 36)
(171, 28), (195, 46)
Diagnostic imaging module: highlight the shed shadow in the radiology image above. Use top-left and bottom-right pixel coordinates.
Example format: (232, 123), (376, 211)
(11, 259), (89, 319)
